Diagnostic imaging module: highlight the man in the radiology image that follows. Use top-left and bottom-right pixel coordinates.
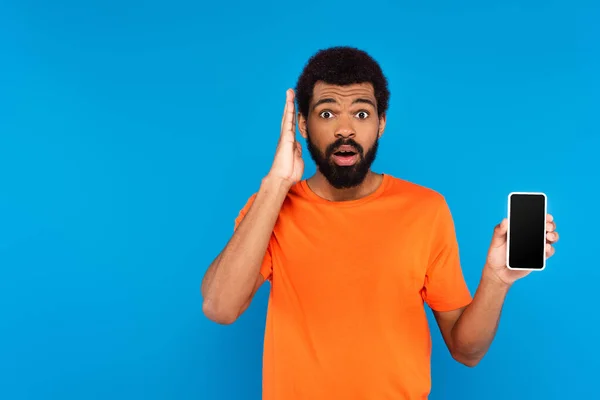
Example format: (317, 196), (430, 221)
(201, 46), (559, 400)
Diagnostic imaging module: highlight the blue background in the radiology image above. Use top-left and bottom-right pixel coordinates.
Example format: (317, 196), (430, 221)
(1, 0), (597, 399)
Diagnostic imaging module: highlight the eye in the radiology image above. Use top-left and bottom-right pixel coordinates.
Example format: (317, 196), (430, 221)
(319, 110), (334, 119)
(356, 111), (370, 119)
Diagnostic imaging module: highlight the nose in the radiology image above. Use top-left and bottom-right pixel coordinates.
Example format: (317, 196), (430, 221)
(334, 115), (356, 139)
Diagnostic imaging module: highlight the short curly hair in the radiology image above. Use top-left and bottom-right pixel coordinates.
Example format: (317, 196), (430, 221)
(295, 46), (390, 119)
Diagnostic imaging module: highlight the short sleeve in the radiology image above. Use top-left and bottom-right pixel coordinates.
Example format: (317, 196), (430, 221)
(421, 196), (472, 311)
(234, 194), (273, 281)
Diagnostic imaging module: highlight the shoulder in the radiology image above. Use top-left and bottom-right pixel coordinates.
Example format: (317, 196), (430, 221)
(384, 176), (459, 241)
(384, 174), (448, 209)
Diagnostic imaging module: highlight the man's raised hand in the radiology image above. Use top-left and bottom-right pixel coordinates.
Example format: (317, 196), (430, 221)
(267, 89), (304, 187)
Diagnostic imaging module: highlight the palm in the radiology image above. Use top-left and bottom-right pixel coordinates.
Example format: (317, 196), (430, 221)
(268, 89), (304, 185)
(290, 148), (304, 182)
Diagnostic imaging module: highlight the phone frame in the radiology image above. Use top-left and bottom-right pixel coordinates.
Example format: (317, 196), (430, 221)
(506, 191), (548, 271)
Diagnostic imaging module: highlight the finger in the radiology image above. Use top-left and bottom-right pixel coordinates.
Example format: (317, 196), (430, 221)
(289, 90), (296, 129)
(494, 219), (508, 236)
(280, 90), (290, 131)
(294, 141), (303, 163)
(546, 221), (555, 232)
(490, 218), (508, 247)
(546, 231), (559, 243)
(546, 214), (554, 223)
(282, 91), (296, 141)
(546, 243), (555, 257)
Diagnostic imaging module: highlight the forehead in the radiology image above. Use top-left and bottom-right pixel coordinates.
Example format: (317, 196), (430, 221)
(311, 81), (375, 104)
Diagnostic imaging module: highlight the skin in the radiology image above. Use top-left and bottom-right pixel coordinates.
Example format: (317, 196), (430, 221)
(201, 82), (560, 368)
(201, 88), (303, 324)
(436, 215), (558, 367)
(297, 81), (386, 201)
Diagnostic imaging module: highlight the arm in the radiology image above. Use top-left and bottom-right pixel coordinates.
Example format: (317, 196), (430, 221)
(201, 88), (303, 325)
(433, 215), (559, 367)
(201, 176), (290, 324)
(433, 267), (510, 367)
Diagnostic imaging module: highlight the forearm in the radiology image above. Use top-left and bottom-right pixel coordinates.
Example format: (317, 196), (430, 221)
(450, 266), (511, 365)
(201, 176), (290, 321)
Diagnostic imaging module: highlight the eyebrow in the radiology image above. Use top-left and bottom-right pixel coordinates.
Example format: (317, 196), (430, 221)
(311, 97), (376, 111)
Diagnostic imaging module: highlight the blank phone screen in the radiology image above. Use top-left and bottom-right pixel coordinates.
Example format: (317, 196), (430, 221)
(508, 194), (546, 269)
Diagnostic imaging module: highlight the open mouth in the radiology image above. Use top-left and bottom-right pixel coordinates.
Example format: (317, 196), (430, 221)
(331, 146), (359, 166)
(334, 150), (357, 157)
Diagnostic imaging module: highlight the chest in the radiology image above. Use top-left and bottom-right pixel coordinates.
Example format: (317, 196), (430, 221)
(270, 204), (433, 300)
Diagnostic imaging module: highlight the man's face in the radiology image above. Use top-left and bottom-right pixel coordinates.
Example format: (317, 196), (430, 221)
(298, 82), (386, 189)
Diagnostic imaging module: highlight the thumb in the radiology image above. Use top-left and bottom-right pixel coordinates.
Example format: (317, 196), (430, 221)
(490, 218), (508, 248)
(294, 141), (302, 157)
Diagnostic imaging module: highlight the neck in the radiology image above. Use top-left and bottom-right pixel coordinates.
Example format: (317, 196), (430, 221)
(306, 170), (383, 202)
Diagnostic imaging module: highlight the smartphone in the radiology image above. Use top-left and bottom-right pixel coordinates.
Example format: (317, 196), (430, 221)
(506, 192), (547, 271)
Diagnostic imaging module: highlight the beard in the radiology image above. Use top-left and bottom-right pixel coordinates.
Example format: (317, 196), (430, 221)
(305, 129), (379, 189)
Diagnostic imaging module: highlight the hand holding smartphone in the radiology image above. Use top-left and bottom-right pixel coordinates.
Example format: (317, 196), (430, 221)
(506, 192), (548, 271)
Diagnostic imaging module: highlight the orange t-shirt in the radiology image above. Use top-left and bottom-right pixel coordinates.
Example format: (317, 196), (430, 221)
(234, 173), (473, 400)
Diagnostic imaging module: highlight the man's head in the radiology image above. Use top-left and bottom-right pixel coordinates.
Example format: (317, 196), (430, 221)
(295, 46), (390, 189)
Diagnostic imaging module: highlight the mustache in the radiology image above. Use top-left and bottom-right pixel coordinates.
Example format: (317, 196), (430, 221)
(325, 138), (364, 157)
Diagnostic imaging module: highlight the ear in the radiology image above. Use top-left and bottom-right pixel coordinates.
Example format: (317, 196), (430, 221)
(378, 113), (387, 138)
(297, 112), (308, 139)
